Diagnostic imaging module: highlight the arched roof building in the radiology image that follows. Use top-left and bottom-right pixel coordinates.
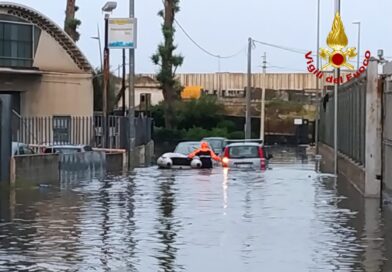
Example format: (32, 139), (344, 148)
(0, 2), (94, 117)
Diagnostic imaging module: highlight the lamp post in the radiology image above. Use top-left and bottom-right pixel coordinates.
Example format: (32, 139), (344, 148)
(315, 0), (321, 154)
(353, 21), (361, 70)
(128, 0), (136, 169)
(102, 1), (117, 148)
(333, 0), (340, 177)
(91, 24), (103, 71)
(245, 37), (252, 139)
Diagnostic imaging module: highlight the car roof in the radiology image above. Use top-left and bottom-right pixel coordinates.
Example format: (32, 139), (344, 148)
(202, 137), (226, 140)
(177, 141), (200, 145)
(47, 145), (87, 148)
(226, 142), (261, 147)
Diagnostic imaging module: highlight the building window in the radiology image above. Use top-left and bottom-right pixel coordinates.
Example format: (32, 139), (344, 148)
(53, 116), (71, 144)
(0, 21), (33, 68)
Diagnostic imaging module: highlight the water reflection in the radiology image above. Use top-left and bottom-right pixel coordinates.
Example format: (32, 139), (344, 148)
(155, 174), (180, 271)
(0, 147), (390, 271)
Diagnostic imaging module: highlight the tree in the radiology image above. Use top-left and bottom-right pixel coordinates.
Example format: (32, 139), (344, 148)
(64, 0), (81, 42)
(152, 0), (184, 129)
(93, 68), (118, 112)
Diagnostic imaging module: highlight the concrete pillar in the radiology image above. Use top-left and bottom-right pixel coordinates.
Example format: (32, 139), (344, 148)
(0, 94), (12, 183)
(364, 60), (382, 197)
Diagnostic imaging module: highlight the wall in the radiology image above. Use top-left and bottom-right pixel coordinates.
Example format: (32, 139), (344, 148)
(142, 73), (337, 92)
(121, 87), (163, 108)
(20, 72), (93, 117)
(106, 152), (125, 174)
(33, 31), (81, 73)
(10, 154), (59, 186)
(319, 143), (366, 195)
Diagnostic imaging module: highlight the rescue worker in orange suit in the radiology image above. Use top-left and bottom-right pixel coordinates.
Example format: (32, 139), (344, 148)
(188, 141), (221, 169)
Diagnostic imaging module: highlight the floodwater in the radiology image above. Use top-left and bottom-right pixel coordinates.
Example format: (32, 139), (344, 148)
(0, 147), (392, 271)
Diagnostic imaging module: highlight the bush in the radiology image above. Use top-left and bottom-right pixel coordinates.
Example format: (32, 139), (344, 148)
(183, 127), (210, 141)
(210, 127), (229, 138)
(228, 131), (245, 139)
(150, 96), (225, 130)
(217, 120), (236, 132)
(153, 127), (184, 143)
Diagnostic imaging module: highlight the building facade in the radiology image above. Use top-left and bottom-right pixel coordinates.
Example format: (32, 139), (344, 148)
(0, 3), (93, 118)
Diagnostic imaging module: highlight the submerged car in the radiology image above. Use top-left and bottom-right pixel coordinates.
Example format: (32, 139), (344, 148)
(202, 137), (227, 155)
(12, 142), (34, 156)
(43, 144), (93, 154)
(221, 140), (272, 170)
(157, 141), (204, 169)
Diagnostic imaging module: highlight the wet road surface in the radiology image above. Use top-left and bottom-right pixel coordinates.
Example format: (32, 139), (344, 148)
(0, 147), (391, 271)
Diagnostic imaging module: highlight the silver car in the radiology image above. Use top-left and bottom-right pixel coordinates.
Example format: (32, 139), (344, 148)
(12, 142), (34, 156)
(221, 141), (272, 170)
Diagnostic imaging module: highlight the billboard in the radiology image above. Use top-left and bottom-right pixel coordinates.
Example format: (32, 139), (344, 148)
(108, 18), (137, 49)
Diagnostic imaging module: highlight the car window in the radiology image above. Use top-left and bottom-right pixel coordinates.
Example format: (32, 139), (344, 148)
(23, 146), (34, 155)
(206, 140), (223, 151)
(54, 148), (79, 154)
(229, 146), (260, 159)
(84, 146), (93, 152)
(174, 143), (199, 155)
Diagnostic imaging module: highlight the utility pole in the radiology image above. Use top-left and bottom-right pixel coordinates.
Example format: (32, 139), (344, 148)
(353, 21), (361, 70)
(103, 13), (110, 148)
(334, 0), (340, 177)
(260, 52), (267, 142)
(245, 37), (252, 139)
(122, 48), (126, 116)
(128, 0), (136, 169)
(315, 0), (321, 154)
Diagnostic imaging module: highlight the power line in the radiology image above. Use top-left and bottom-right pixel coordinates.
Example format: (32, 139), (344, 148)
(174, 19), (246, 59)
(253, 39), (308, 55)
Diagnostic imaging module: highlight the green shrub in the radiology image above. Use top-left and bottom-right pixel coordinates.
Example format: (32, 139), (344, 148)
(153, 127), (184, 143)
(183, 127), (210, 141)
(210, 127), (229, 138)
(229, 131), (245, 139)
(217, 120), (236, 132)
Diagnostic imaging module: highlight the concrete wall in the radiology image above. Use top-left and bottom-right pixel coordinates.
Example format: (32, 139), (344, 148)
(10, 154), (59, 186)
(319, 143), (366, 195)
(106, 152), (125, 174)
(121, 87), (163, 109)
(59, 151), (106, 182)
(33, 31), (81, 73)
(142, 73), (337, 92)
(20, 72), (93, 117)
(135, 140), (154, 166)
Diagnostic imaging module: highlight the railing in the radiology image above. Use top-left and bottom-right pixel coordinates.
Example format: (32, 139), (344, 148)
(319, 77), (366, 165)
(12, 114), (153, 149)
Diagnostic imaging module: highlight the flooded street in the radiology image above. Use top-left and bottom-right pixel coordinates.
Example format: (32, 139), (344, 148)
(0, 147), (391, 271)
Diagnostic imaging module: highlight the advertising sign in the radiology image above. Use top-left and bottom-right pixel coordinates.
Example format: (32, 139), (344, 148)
(108, 18), (137, 49)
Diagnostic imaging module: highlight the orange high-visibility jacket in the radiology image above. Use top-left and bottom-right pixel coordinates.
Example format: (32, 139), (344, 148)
(188, 142), (221, 162)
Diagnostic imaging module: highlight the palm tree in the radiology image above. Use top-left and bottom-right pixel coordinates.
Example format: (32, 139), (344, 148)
(64, 0), (81, 42)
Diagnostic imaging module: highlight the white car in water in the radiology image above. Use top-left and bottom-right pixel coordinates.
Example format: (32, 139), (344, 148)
(157, 141), (204, 169)
(221, 140), (272, 170)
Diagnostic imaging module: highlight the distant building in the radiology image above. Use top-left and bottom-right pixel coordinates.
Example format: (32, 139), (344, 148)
(0, 3), (93, 118)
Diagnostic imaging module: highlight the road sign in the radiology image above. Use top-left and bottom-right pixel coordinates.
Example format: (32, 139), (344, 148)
(108, 18), (137, 49)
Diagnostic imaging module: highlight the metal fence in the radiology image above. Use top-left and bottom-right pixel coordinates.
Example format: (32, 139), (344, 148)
(12, 114), (152, 149)
(383, 79), (392, 192)
(319, 76), (366, 165)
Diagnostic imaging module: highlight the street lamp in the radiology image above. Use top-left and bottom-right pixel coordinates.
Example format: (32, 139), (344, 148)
(91, 25), (103, 71)
(102, 1), (117, 148)
(353, 21), (361, 70)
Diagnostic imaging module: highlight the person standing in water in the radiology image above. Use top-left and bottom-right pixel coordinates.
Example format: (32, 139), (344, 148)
(188, 141), (221, 169)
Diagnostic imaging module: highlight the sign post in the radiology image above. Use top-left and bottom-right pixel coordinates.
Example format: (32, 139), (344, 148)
(108, 17), (137, 169)
(108, 18), (137, 49)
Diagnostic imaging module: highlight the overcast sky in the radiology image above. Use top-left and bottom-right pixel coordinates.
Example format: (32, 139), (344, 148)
(9, 0), (392, 74)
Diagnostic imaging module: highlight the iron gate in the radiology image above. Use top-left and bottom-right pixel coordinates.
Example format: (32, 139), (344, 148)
(383, 80), (392, 193)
